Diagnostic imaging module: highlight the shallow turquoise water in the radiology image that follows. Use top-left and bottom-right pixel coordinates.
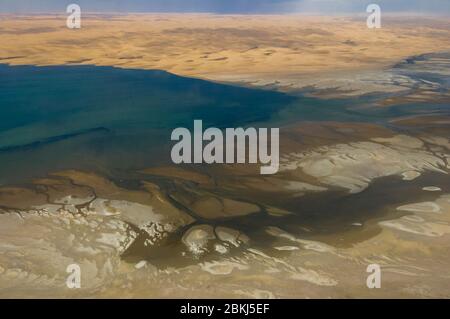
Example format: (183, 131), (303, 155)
(0, 64), (299, 184)
(0, 58), (448, 185)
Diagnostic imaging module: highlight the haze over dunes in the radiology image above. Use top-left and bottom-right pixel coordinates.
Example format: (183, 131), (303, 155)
(1, 14), (450, 91)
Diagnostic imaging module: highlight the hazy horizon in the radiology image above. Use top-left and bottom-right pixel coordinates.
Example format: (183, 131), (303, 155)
(1, 0), (449, 15)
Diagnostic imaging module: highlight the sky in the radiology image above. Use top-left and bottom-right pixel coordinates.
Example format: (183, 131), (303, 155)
(0, 0), (449, 15)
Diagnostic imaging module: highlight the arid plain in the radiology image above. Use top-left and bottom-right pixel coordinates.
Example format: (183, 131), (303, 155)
(1, 14), (450, 91)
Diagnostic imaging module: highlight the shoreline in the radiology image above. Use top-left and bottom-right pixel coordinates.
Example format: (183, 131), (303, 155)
(1, 15), (450, 92)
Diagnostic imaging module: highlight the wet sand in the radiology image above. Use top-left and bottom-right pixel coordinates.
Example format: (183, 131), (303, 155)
(0, 120), (449, 298)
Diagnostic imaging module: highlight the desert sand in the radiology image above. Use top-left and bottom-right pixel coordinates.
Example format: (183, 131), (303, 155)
(1, 14), (450, 93)
(1, 13), (450, 298)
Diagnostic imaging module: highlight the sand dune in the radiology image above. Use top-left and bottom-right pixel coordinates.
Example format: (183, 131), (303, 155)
(1, 14), (450, 94)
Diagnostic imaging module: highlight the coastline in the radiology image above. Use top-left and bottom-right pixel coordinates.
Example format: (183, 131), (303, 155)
(0, 13), (449, 298)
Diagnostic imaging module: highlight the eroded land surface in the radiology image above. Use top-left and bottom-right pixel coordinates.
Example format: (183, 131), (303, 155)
(1, 122), (450, 298)
(0, 14), (450, 298)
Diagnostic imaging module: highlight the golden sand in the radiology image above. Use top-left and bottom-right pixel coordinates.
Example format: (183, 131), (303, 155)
(1, 14), (449, 84)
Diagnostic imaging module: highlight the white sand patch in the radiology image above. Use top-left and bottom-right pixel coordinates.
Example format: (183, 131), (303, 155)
(274, 246), (300, 251)
(397, 202), (441, 213)
(381, 195), (450, 237)
(89, 199), (121, 216)
(135, 260), (147, 269)
(380, 218), (450, 237)
(266, 227), (335, 253)
(422, 186), (442, 192)
(182, 225), (216, 256)
(235, 288), (275, 299)
(200, 260), (249, 275)
(280, 135), (448, 193)
(402, 171), (421, 181)
(290, 269), (338, 286)
(90, 199), (162, 227)
(246, 248), (337, 286)
(214, 244), (229, 254)
(215, 226), (249, 247)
